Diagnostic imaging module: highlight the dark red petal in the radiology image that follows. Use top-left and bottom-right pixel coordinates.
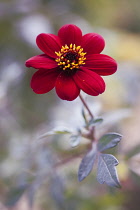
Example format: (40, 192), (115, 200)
(81, 33), (105, 54)
(73, 67), (105, 96)
(31, 68), (60, 94)
(55, 72), (80, 101)
(58, 24), (82, 46)
(25, 54), (57, 69)
(36, 34), (62, 58)
(84, 54), (117, 76)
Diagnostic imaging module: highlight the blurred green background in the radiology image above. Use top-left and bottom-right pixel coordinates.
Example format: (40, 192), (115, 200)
(0, 0), (140, 209)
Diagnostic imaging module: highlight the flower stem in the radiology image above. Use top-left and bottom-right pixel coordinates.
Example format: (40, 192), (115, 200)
(79, 94), (94, 119)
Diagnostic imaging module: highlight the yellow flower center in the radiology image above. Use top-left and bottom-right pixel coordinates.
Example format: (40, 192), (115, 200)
(55, 44), (86, 71)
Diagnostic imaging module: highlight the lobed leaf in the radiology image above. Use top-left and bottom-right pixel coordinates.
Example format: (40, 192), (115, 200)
(78, 143), (97, 182)
(97, 133), (122, 152)
(97, 154), (121, 188)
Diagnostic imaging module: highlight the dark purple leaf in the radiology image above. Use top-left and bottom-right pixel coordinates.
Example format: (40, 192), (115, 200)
(97, 154), (121, 188)
(78, 144), (97, 182)
(97, 133), (122, 152)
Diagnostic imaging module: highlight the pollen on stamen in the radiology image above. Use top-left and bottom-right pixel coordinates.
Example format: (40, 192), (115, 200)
(76, 46), (81, 51)
(55, 44), (86, 71)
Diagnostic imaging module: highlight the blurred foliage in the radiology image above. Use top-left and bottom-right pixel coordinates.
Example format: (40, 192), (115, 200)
(0, 0), (140, 209)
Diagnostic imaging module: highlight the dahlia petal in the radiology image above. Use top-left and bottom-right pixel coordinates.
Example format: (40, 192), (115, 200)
(36, 34), (62, 58)
(58, 24), (82, 46)
(55, 72), (80, 101)
(25, 54), (57, 69)
(73, 67), (105, 96)
(84, 54), (117, 76)
(31, 68), (60, 94)
(81, 33), (105, 54)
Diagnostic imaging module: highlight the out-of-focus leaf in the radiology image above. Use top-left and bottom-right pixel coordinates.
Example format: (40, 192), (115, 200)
(27, 186), (35, 208)
(129, 153), (140, 176)
(78, 144), (97, 182)
(39, 126), (72, 139)
(5, 184), (28, 207)
(89, 118), (103, 126)
(50, 175), (65, 209)
(101, 109), (132, 127)
(53, 130), (71, 134)
(70, 135), (81, 147)
(97, 133), (122, 152)
(97, 154), (121, 188)
(81, 107), (87, 124)
(126, 144), (140, 159)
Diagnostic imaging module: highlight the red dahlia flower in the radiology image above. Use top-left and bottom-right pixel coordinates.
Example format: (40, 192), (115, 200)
(25, 24), (117, 101)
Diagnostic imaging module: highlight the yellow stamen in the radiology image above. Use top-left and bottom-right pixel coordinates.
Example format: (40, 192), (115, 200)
(76, 46), (81, 51)
(55, 44), (86, 71)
